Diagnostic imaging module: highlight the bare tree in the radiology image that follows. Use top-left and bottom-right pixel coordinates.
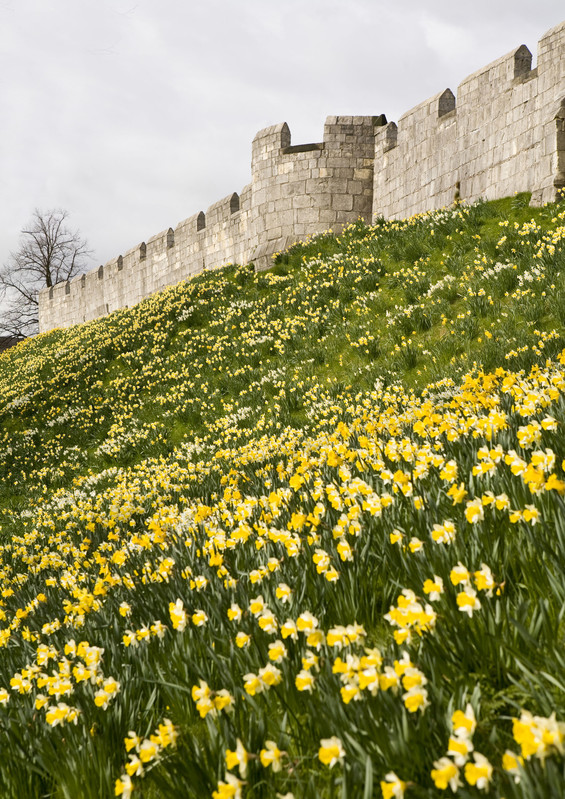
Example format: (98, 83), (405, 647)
(0, 209), (92, 336)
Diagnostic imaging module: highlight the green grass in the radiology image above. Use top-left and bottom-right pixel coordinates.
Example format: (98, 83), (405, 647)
(0, 193), (561, 507)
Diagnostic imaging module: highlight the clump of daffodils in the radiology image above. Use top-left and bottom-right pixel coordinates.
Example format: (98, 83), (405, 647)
(384, 589), (436, 643)
(512, 711), (565, 762)
(431, 704), (494, 792)
(115, 718), (178, 797)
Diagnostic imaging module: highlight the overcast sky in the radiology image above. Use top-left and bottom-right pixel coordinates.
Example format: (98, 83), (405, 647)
(2, 0), (565, 274)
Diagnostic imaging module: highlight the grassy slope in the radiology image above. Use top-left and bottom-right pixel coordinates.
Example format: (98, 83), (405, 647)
(0, 195), (563, 796)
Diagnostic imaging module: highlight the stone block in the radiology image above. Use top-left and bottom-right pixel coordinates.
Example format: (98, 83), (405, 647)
(310, 193), (331, 209)
(347, 180), (366, 196)
(281, 180), (306, 197)
(333, 167), (355, 180)
(325, 155), (351, 169)
(296, 208), (321, 225)
(352, 194), (371, 214)
(266, 225), (282, 242)
(305, 177), (330, 193)
(353, 167), (373, 181)
(324, 178), (349, 194)
(331, 194), (354, 212)
(319, 209), (338, 226)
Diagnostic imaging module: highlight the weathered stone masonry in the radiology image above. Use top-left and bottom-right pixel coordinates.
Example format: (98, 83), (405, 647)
(374, 21), (565, 219)
(39, 20), (565, 333)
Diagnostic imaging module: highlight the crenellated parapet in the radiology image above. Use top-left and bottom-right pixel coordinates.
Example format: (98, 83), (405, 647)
(38, 20), (565, 333)
(374, 21), (565, 220)
(249, 116), (383, 268)
(39, 115), (381, 331)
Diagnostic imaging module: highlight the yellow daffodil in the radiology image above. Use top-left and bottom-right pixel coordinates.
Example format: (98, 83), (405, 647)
(318, 736), (345, 768)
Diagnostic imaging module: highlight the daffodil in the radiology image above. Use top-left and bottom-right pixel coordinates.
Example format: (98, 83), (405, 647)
(380, 771), (406, 799)
(275, 583), (292, 602)
(447, 735), (473, 766)
(423, 575), (444, 601)
(473, 564), (495, 595)
(260, 740), (283, 771)
(191, 609), (207, 627)
(225, 739), (248, 777)
(125, 754), (143, 777)
(451, 704), (476, 738)
(227, 603), (242, 621)
(464, 499), (484, 524)
(318, 736), (345, 768)
(464, 752), (493, 790)
(212, 773), (243, 799)
(450, 562), (470, 586)
(114, 774), (133, 798)
(268, 640), (287, 663)
(431, 520), (456, 544)
(431, 757), (460, 791)
(295, 669), (315, 692)
(280, 619), (298, 640)
(502, 749), (523, 782)
(456, 587), (481, 617)
(169, 599), (187, 631)
(139, 738), (159, 764)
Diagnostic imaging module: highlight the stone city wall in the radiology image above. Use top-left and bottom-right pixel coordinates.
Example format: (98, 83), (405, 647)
(39, 20), (565, 333)
(38, 115), (380, 332)
(373, 20), (565, 219)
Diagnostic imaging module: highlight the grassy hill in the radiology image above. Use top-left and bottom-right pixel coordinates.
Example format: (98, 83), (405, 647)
(0, 194), (564, 797)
